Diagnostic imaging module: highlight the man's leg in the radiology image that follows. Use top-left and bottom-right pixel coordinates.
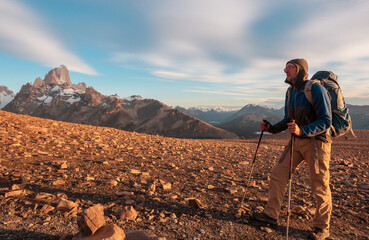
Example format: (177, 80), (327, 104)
(305, 139), (332, 232)
(264, 140), (304, 220)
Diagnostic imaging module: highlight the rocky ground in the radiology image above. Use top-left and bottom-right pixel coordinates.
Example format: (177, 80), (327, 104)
(0, 110), (368, 240)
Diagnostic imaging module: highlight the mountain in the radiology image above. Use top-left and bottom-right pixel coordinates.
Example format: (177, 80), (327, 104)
(217, 113), (283, 138)
(0, 86), (15, 109)
(348, 104), (369, 130)
(215, 103), (368, 138)
(227, 104), (284, 120)
(176, 104), (284, 138)
(175, 106), (237, 124)
(3, 65), (239, 139)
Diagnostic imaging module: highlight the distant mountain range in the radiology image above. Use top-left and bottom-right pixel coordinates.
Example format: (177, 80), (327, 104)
(1, 66), (239, 139)
(178, 103), (369, 138)
(178, 105), (284, 138)
(1, 66), (368, 139)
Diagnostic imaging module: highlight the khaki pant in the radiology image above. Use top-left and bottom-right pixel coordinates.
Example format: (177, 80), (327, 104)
(264, 137), (332, 230)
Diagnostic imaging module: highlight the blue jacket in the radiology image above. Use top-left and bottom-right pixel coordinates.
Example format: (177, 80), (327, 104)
(273, 81), (332, 140)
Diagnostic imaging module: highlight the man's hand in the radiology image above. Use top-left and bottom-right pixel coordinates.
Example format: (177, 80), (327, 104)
(287, 122), (302, 136)
(260, 121), (268, 132)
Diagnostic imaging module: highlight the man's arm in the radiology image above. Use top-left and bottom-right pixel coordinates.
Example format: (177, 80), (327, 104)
(300, 83), (332, 136)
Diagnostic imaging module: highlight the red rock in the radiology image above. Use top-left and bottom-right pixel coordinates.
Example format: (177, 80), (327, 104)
(188, 198), (202, 209)
(41, 204), (55, 214)
(72, 224), (125, 240)
(57, 199), (78, 211)
(4, 189), (26, 198)
(77, 204), (105, 236)
(119, 206), (138, 221)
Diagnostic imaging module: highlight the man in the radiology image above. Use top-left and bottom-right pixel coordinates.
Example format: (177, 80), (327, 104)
(253, 59), (332, 240)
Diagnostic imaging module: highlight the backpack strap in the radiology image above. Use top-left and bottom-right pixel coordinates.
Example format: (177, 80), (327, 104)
(302, 80), (320, 106)
(287, 86), (292, 107)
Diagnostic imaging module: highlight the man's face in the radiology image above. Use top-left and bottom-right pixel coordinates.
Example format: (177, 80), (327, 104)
(284, 63), (297, 82)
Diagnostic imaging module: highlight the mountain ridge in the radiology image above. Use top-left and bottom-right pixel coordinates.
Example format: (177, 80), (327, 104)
(3, 66), (239, 139)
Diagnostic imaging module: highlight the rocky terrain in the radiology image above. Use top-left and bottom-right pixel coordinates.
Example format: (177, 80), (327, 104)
(0, 110), (368, 240)
(3, 66), (238, 140)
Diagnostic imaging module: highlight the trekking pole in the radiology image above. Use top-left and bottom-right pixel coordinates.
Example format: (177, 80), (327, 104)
(286, 119), (295, 240)
(238, 120), (268, 212)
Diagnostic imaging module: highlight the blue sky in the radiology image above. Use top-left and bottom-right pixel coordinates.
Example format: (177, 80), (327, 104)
(0, 0), (369, 108)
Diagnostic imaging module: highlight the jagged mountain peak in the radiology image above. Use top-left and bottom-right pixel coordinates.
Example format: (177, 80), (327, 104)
(44, 65), (71, 86)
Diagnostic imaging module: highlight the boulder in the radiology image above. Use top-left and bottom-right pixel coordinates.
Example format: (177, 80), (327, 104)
(77, 204), (105, 236)
(72, 224), (125, 240)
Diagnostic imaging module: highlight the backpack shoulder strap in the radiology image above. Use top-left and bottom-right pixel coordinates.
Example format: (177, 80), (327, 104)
(303, 80), (320, 105)
(287, 86), (292, 107)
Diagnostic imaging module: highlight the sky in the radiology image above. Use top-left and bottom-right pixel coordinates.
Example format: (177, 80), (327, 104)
(0, 0), (369, 109)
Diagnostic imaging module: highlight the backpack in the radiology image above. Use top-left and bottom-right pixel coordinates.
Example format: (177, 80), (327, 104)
(288, 71), (355, 138)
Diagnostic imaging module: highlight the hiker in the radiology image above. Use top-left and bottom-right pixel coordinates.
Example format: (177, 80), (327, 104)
(254, 58), (332, 240)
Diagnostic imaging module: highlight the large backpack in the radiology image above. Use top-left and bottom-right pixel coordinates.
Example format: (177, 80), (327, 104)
(304, 71), (354, 138)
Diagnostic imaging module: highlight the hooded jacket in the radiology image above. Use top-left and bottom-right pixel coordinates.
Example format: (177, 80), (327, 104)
(271, 59), (332, 141)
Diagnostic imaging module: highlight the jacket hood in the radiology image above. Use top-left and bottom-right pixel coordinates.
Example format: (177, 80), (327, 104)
(284, 58), (309, 89)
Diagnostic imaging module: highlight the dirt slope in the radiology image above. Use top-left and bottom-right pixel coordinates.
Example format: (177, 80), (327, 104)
(0, 110), (368, 239)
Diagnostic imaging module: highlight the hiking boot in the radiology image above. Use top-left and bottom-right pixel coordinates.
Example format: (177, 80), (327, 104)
(252, 212), (278, 225)
(311, 227), (330, 240)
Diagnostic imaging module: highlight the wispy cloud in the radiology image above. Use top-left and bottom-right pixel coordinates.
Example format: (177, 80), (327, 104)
(0, 0), (97, 75)
(153, 71), (191, 80)
(183, 89), (250, 96)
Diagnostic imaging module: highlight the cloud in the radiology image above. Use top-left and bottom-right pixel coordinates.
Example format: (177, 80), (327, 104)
(111, 0), (267, 77)
(153, 71), (191, 80)
(108, 1), (369, 106)
(183, 89), (250, 96)
(0, 0), (97, 75)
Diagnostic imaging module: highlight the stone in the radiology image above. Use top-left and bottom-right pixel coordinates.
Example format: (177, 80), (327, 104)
(116, 191), (134, 196)
(188, 198), (202, 209)
(72, 224), (125, 240)
(52, 179), (66, 185)
(226, 187), (238, 194)
(105, 179), (118, 186)
(161, 182), (172, 191)
(10, 184), (23, 191)
(125, 199), (135, 205)
(119, 206), (138, 221)
(77, 204), (106, 236)
(136, 195), (146, 203)
(260, 227), (273, 233)
(57, 199), (78, 211)
(125, 230), (158, 240)
(40, 204), (55, 214)
(5, 189), (26, 198)
(148, 183), (156, 192)
(239, 161), (249, 165)
(34, 192), (55, 201)
(129, 169), (141, 175)
(60, 162), (68, 169)
(257, 196), (268, 203)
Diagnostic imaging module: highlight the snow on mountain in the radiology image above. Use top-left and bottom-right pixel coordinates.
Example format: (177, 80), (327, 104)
(181, 106), (242, 112)
(0, 86), (15, 109)
(124, 95), (144, 101)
